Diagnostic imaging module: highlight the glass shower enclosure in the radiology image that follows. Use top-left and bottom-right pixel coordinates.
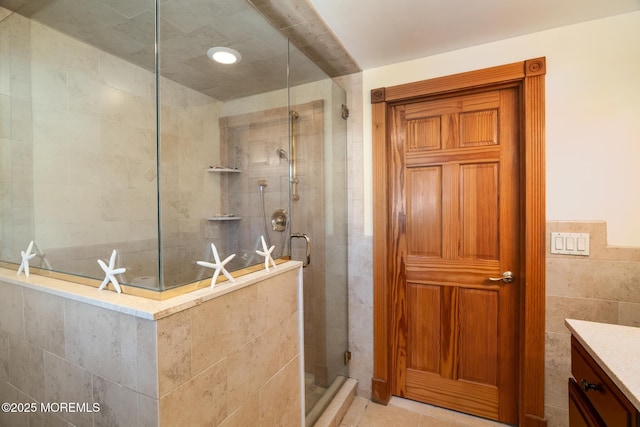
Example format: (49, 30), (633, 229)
(0, 0), (348, 422)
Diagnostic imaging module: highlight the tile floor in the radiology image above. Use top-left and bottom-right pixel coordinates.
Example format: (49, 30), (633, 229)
(340, 396), (510, 427)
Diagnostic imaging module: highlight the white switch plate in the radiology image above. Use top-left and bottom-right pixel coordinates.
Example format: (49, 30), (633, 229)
(550, 232), (590, 256)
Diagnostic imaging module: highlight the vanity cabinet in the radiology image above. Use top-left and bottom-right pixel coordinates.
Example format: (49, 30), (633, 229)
(569, 336), (639, 427)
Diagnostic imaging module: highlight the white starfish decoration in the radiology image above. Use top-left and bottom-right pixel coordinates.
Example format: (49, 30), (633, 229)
(256, 235), (277, 272)
(17, 241), (37, 277)
(197, 243), (236, 288)
(97, 250), (127, 294)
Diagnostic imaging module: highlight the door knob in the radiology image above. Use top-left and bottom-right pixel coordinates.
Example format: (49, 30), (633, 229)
(488, 271), (513, 283)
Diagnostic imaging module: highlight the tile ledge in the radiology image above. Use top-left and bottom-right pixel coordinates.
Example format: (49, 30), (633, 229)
(0, 261), (302, 320)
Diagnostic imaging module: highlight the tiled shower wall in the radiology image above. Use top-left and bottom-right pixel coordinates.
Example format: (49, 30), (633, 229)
(0, 11), (34, 264)
(0, 266), (302, 426)
(544, 221), (640, 426)
(218, 104), (294, 266)
(0, 276), (158, 426)
(0, 12), (222, 287)
(333, 72), (374, 399)
(220, 98), (350, 389)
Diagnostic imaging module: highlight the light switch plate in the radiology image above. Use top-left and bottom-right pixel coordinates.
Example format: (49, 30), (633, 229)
(550, 232), (590, 256)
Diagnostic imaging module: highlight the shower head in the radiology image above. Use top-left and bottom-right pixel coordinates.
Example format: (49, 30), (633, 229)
(257, 179), (268, 189)
(276, 148), (288, 160)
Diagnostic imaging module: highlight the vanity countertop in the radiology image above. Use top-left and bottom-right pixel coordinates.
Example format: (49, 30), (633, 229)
(565, 318), (640, 411)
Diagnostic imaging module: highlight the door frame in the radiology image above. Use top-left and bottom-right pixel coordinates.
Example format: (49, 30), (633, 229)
(371, 58), (547, 427)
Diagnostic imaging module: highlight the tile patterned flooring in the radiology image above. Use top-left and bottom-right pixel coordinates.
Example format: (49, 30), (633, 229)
(340, 396), (510, 427)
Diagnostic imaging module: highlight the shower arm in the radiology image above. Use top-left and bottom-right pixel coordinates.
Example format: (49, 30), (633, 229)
(290, 110), (300, 201)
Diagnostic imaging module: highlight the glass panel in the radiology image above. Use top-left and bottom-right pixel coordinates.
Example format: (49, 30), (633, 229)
(157, 0), (290, 289)
(0, 2), (350, 419)
(0, 2), (160, 289)
(288, 42), (349, 422)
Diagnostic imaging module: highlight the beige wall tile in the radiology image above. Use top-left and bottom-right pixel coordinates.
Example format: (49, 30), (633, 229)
(156, 310), (191, 397)
(344, 78), (373, 398)
(32, 104), (100, 150)
(259, 356), (302, 427)
(0, 380), (31, 427)
(619, 302), (640, 327)
(32, 144), (68, 186)
(547, 221), (640, 262)
(540, 219), (640, 427)
(544, 405), (569, 427)
(257, 268), (299, 335)
(219, 394), (260, 427)
(226, 330), (281, 412)
(65, 37), (100, 80)
(0, 332), (8, 382)
(93, 375), (140, 427)
(63, 300), (139, 392)
(277, 311), (301, 369)
(10, 78), (31, 103)
(23, 288), (65, 357)
(136, 318), (158, 399)
(545, 296), (618, 334)
(190, 285), (258, 375)
(0, 60), (9, 100)
(545, 332), (571, 373)
(137, 393), (159, 427)
(0, 94), (10, 139)
(31, 22), (70, 71)
(160, 106), (179, 136)
(159, 359), (228, 426)
(0, 280), (24, 337)
(123, 93), (155, 129)
(568, 259), (640, 303)
(547, 256), (640, 303)
(31, 66), (67, 109)
(10, 98), (32, 143)
(160, 77), (188, 109)
(8, 335), (44, 402)
(545, 366), (569, 410)
(545, 257), (574, 297)
(347, 302), (373, 399)
(27, 410), (70, 427)
(43, 352), (93, 426)
(99, 51), (151, 99)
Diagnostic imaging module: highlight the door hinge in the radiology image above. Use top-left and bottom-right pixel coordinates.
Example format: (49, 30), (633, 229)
(344, 350), (351, 365)
(341, 104), (349, 120)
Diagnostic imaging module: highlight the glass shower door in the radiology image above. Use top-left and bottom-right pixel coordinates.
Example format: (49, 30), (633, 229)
(288, 48), (349, 423)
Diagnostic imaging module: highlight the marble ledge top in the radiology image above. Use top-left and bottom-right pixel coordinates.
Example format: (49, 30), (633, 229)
(0, 261), (302, 321)
(565, 318), (640, 411)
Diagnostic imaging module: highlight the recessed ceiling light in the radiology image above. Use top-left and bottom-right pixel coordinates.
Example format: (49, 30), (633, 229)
(207, 47), (242, 64)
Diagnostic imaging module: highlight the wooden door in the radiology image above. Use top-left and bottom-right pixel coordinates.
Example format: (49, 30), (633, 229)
(389, 87), (520, 423)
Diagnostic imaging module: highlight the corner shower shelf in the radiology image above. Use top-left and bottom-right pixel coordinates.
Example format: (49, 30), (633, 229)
(207, 167), (241, 173)
(207, 215), (241, 221)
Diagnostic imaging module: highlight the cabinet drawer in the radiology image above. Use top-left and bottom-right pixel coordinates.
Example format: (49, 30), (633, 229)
(569, 378), (605, 427)
(571, 337), (637, 427)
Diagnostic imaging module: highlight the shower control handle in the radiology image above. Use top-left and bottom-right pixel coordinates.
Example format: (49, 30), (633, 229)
(290, 233), (310, 267)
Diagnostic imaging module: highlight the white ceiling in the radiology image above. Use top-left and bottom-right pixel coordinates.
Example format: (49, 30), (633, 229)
(308, 0), (640, 69)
